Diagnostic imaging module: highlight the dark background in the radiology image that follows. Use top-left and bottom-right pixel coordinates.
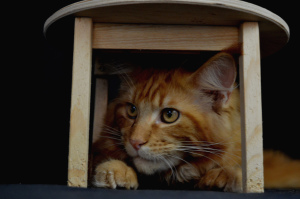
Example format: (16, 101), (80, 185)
(4, 0), (299, 186)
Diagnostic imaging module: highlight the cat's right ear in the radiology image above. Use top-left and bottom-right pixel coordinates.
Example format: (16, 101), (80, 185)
(190, 52), (237, 112)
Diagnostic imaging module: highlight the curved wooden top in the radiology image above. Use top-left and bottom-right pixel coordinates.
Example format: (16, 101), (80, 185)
(44, 0), (289, 56)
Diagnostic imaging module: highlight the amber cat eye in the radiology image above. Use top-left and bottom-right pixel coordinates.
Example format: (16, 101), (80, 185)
(126, 103), (138, 119)
(161, 108), (180, 123)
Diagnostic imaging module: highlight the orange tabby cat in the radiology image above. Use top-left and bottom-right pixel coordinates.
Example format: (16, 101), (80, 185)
(91, 52), (300, 191)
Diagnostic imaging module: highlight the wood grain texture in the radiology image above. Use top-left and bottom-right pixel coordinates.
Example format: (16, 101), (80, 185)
(44, 0), (289, 56)
(239, 22), (264, 193)
(92, 78), (108, 143)
(68, 18), (93, 187)
(92, 23), (238, 51)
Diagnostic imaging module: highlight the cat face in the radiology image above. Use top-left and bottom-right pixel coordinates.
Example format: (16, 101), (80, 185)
(112, 53), (238, 175)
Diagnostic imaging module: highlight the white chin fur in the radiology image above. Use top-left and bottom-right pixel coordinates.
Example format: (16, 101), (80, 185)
(126, 144), (181, 175)
(133, 157), (170, 175)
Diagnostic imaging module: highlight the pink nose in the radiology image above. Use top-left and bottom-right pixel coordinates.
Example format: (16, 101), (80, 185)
(130, 139), (146, 151)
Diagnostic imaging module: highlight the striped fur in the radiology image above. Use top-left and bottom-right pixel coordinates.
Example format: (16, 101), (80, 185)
(92, 52), (300, 191)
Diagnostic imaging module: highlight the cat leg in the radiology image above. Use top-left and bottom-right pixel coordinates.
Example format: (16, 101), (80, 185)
(197, 167), (242, 192)
(93, 159), (138, 189)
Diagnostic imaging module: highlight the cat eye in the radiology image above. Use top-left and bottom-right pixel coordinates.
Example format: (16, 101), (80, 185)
(126, 103), (138, 119)
(161, 108), (180, 124)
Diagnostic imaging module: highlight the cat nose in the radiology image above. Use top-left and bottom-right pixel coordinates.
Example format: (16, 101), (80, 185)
(130, 139), (146, 151)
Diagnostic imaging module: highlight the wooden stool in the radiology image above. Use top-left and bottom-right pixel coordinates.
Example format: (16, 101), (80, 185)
(44, 0), (289, 193)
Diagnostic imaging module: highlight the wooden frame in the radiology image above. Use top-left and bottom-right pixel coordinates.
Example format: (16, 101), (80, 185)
(44, 0), (289, 57)
(239, 22), (264, 192)
(68, 18), (264, 192)
(68, 18), (93, 187)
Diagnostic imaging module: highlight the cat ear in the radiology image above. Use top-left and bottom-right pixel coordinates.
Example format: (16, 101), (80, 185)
(191, 52), (237, 111)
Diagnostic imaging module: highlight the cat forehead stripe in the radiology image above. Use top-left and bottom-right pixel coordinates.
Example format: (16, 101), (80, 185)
(135, 73), (169, 106)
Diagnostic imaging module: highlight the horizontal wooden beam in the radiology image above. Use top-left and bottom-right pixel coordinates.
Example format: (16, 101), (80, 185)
(92, 23), (238, 51)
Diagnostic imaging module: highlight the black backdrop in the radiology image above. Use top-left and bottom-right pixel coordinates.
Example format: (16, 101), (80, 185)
(5, 0), (299, 186)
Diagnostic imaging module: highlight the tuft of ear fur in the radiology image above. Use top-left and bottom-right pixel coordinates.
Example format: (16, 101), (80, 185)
(191, 52), (237, 112)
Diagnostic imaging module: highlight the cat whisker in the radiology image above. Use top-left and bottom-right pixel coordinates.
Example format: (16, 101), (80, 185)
(181, 140), (219, 144)
(163, 153), (197, 172)
(155, 154), (177, 181)
(122, 74), (135, 89)
(98, 135), (122, 142)
(180, 150), (226, 172)
(178, 146), (230, 160)
(180, 143), (223, 148)
(112, 64), (135, 89)
(181, 140), (238, 147)
(101, 130), (121, 137)
(177, 146), (241, 169)
(101, 128), (122, 136)
(189, 148), (240, 166)
(185, 147), (228, 155)
(102, 125), (120, 132)
(179, 144), (241, 161)
(102, 126), (121, 134)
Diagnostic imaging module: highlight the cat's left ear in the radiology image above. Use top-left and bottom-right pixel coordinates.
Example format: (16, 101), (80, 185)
(191, 52), (237, 111)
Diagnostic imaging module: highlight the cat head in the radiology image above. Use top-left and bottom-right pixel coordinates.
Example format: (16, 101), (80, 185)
(111, 52), (239, 177)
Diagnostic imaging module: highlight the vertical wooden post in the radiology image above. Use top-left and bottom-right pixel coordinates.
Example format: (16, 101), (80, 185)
(92, 78), (108, 143)
(239, 22), (264, 193)
(68, 17), (93, 187)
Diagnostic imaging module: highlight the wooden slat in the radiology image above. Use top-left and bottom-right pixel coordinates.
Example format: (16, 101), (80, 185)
(92, 78), (108, 143)
(239, 22), (264, 193)
(68, 17), (93, 187)
(92, 23), (238, 51)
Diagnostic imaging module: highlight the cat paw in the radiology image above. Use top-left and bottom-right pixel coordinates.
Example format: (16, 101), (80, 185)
(93, 160), (138, 190)
(198, 168), (242, 192)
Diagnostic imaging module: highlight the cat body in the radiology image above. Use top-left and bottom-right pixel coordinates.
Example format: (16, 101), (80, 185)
(92, 53), (300, 191)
